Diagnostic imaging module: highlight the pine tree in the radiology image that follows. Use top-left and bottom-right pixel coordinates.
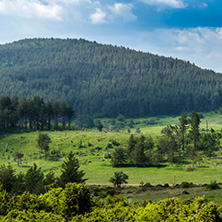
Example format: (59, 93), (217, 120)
(189, 111), (200, 151)
(111, 147), (127, 167)
(179, 112), (188, 152)
(96, 120), (103, 132)
(59, 151), (87, 187)
(24, 163), (45, 194)
(109, 171), (129, 187)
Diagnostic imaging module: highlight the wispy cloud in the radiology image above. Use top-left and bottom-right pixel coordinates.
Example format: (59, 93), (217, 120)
(141, 0), (188, 9)
(130, 27), (222, 72)
(90, 8), (106, 24)
(109, 3), (137, 22)
(0, 0), (62, 20)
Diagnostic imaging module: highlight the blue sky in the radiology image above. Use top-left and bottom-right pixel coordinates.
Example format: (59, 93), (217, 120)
(1, 0), (222, 72)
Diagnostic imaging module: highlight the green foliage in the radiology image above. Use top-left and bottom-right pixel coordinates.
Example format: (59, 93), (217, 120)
(13, 151), (24, 166)
(109, 171), (129, 187)
(0, 95), (75, 133)
(204, 181), (221, 191)
(189, 111), (201, 150)
(15, 192), (48, 212)
(59, 183), (92, 221)
(37, 133), (51, 160)
(3, 209), (65, 222)
(95, 120), (103, 132)
(24, 163), (45, 194)
(1, 38), (222, 118)
(198, 133), (220, 157)
(0, 164), (16, 193)
(59, 152), (87, 187)
(0, 188), (11, 216)
(111, 147), (127, 167)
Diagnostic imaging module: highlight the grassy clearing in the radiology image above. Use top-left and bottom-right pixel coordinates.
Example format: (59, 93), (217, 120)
(122, 185), (222, 204)
(96, 111), (222, 134)
(1, 111), (222, 186)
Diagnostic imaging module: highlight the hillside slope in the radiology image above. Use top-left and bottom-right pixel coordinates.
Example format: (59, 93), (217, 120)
(0, 38), (222, 117)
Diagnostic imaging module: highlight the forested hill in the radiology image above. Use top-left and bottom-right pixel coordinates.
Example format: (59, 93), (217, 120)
(0, 38), (222, 118)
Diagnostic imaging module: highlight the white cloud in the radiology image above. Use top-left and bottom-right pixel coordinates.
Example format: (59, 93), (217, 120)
(129, 27), (222, 72)
(0, 0), (62, 20)
(141, 0), (188, 9)
(90, 8), (106, 24)
(109, 3), (137, 22)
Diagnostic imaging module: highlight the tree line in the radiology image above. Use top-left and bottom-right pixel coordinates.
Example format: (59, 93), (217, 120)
(1, 38), (222, 118)
(0, 95), (75, 133)
(0, 151), (86, 196)
(111, 112), (221, 167)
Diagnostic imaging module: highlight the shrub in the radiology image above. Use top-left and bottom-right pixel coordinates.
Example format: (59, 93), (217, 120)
(3, 209), (65, 222)
(204, 181), (220, 191)
(59, 183), (92, 221)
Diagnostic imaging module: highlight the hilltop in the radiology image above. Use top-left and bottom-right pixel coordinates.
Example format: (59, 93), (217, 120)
(0, 38), (222, 118)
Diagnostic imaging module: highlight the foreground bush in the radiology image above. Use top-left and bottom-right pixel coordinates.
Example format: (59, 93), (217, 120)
(73, 196), (222, 222)
(1, 185), (222, 221)
(0, 183), (92, 221)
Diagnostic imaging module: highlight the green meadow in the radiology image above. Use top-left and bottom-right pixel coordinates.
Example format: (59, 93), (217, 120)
(1, 111), (222, 186)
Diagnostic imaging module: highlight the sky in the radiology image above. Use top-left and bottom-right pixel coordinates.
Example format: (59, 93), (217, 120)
(1, 0), (222, 72)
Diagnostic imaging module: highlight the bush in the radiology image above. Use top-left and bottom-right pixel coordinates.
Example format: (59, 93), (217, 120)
(3, 209), (65, 222)
(204, 181), (220, 191)
(59, 183), (92, 220)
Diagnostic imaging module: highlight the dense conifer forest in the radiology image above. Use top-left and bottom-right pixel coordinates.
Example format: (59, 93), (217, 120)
(0, 38), (222, 118)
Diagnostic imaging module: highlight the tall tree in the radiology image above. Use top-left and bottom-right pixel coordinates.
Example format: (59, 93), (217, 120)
(0, 164), (16, 192)
(46, 100), (53, 130)
(13, 151), (24, 166)
(189, 111), (200, 151)
(27, 98), (34, 130)
(24, 163), (45, 194)
(179, 112), (188, 152)
(126, 134), (137, 163)
(60, 102), (67, 130)
(66, 104), (75, 130)
(111, 147), (127, 167)
(59, 151), (87, 187)
(36, 133), (51, 160)
(53, 102), (60, 130)
(131, 135), (147, 166)
(95, 120), (103, 132)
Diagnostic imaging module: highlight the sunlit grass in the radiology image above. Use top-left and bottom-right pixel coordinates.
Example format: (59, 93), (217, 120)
(1, 111), (222, 186)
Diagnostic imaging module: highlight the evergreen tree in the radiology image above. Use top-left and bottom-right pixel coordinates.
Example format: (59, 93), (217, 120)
(131, 135), (147, 166)
(53, 102), (60, 130)
(24, 163), (45, 194)
(127, 134), (137, 162)
(60, 102), (67, 130)
(179, 112), (188, 152)
(161, 125), (178, 162)
(59, 151), (87, 187)
(46, 100), (53, 131)
(111, 147), (127, 167)
(66, 104), (75, 130)
(96, 120), (103, 132)
(0, 164), (16, 192)
(109, 171), (129, 187)
(189, 111), (200, 151)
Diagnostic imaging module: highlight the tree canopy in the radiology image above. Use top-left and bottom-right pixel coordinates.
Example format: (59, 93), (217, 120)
(0, 38), (222, 118)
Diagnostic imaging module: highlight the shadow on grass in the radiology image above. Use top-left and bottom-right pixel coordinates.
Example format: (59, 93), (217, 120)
(48, 156), (62, 161)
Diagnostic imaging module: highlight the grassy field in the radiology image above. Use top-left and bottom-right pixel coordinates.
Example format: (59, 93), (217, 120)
(1, 111), (222, 187)
(121, 185), (222, 204)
